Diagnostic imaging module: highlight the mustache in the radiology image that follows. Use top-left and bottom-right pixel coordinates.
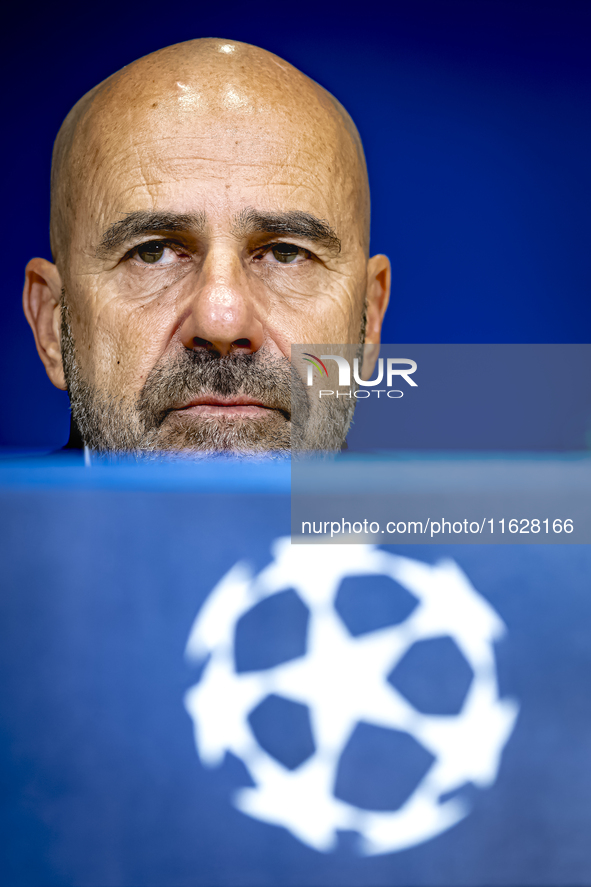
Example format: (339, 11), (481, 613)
(137, 347), (310, 430)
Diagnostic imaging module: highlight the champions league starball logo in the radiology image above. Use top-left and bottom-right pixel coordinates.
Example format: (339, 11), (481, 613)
(184, 540), (519, 855)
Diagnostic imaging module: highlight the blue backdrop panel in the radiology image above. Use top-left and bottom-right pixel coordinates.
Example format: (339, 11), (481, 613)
(1, 460), (590, 885)
(3, 1), (591, 448)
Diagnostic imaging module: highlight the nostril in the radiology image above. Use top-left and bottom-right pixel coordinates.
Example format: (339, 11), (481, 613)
(232, 338), (252, 351)
(192, 337), (215, 350)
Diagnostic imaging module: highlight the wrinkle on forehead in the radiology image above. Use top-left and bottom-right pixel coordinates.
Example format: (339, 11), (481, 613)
(50, 38), (370, 268)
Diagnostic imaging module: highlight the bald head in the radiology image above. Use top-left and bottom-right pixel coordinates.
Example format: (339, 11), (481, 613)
(50, 38), (370, 268)
(25, 37), (389, 457)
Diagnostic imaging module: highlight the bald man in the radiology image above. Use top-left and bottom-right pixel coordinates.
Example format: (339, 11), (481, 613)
(23, 39), (390, 456)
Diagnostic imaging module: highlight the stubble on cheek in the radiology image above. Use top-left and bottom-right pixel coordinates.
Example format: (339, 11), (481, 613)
(60, 296), (147, 450)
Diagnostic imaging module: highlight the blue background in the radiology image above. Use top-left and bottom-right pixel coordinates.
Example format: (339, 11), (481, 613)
(3, 0), (591, 448)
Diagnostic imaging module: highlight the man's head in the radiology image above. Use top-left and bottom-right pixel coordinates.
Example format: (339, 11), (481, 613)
(23, 39), (390, 455)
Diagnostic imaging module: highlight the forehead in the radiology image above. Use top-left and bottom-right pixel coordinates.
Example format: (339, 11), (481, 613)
(71, 74), (362, 239)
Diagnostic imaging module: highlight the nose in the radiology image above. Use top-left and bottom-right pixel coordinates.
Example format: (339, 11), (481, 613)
(179, 247), (264, 356)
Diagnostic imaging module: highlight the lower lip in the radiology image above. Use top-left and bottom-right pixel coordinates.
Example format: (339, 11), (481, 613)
(174, 404), (272, 417)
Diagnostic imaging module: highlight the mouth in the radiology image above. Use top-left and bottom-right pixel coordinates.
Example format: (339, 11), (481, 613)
(171, 395), (280, 419)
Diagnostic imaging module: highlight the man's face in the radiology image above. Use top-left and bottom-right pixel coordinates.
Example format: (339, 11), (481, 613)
(25, 44), (390, 454)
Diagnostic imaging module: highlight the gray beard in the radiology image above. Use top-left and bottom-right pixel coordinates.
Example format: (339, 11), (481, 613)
(60, 300), (363, 458)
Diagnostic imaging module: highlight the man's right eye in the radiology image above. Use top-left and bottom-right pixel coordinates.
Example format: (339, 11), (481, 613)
(135, 242), (167, 264)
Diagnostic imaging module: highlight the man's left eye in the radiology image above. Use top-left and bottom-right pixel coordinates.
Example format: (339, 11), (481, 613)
(134, 242), (178, 265)
(267, 244), (309, 264)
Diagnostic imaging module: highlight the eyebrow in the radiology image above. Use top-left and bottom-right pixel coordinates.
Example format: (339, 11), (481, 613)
(96, 207), (341, 258)
(233, 208), (341, 255)
(96, 211), (207, 258)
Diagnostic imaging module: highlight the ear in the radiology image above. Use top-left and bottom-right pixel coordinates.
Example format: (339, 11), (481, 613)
(361, 253), (390, 379)
(23, 258), (67, 390)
